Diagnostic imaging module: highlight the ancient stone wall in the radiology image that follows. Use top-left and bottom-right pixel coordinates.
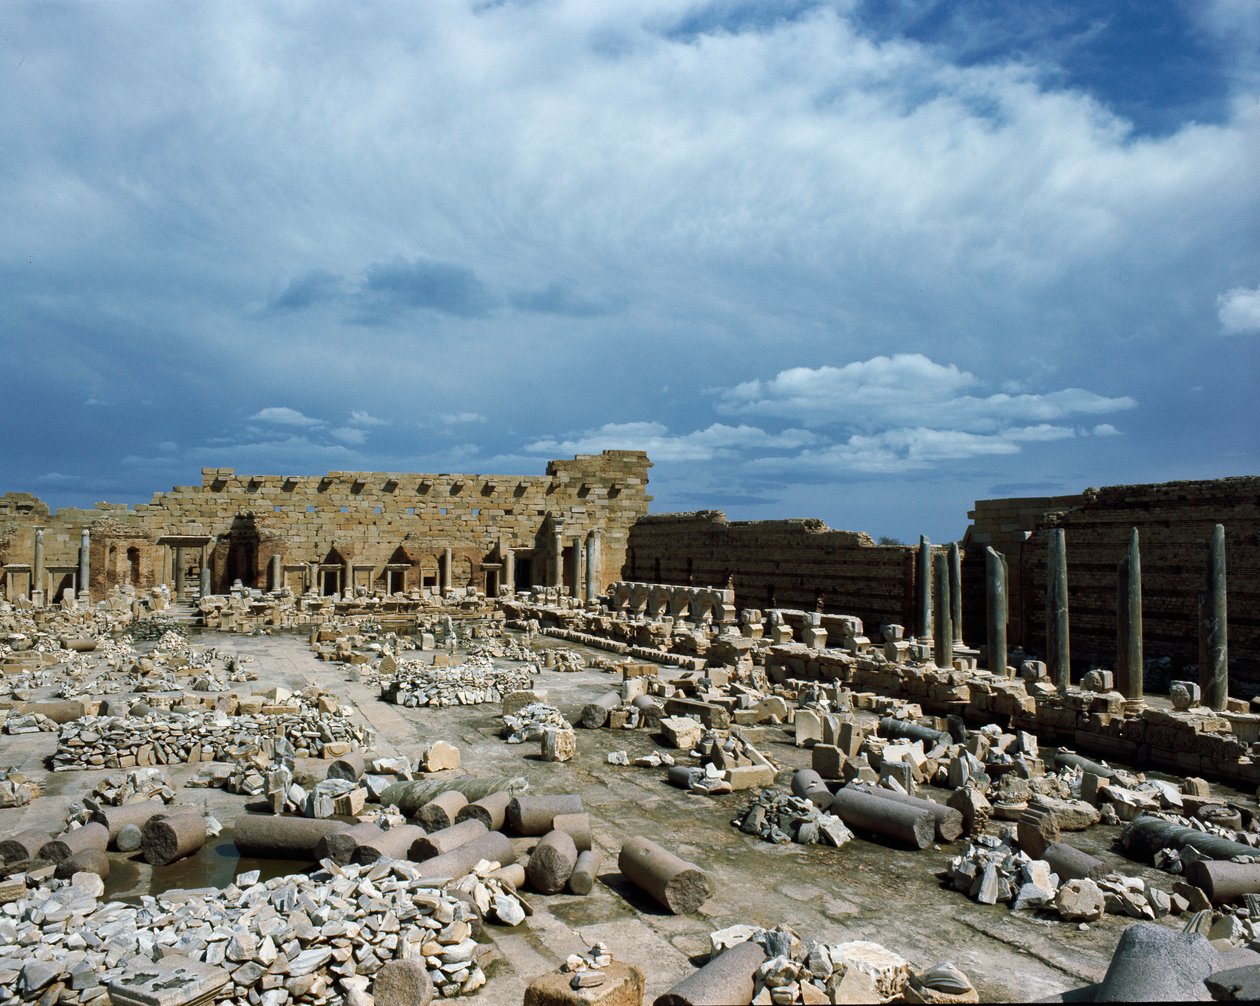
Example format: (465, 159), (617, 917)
(966, 477), (1260, 683)
(623, 512), (918, 634)
(0, 451), (651, 601)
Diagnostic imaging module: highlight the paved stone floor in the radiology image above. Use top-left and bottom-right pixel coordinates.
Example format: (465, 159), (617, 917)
(1, 629), (1241, 1003)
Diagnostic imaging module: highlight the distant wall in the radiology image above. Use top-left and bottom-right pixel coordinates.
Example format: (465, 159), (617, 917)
(965, 477), (1260, 685)
(0, 451), (652, 600)
(624, 511), (919, 633)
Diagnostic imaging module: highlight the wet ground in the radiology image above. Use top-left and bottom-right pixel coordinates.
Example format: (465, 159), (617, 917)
(3, 628), (1256, 1003)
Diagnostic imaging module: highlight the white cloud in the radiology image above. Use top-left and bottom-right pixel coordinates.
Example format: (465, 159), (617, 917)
(526, 421), (818, 463)
(1091, 423), (1122, 437)
(1218, 284), (1260, 335)
(716, 355), (1135, 432)
(330, 427), (367, 445)
(440, 412), (487, 425)
(250, 406), (324, 428)
(347, 410), (388, 427)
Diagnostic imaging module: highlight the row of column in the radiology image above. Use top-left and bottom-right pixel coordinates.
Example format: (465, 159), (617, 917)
(918, 525), (1231, 710)
(546, 524), (603, 602)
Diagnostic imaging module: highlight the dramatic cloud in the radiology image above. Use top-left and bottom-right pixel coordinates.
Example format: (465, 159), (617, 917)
(1, 1), (1255, 537)
(1218, 284), (1260, 335)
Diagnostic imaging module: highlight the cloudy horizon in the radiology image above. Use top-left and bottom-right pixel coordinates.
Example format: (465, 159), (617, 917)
(3, 0), (1257, 541)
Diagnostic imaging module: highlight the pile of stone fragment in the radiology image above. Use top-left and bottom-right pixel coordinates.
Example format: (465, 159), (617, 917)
(381, 655), (536, 708)
(731, 789), (854, 848)
(667, 923), (978, 1005)
(0, 856), (492, 1005)
(501, 701), (576, 762)
(658, 719), (777, 796)
(0, 768), (39, 809)
(51, 704), (374, 770)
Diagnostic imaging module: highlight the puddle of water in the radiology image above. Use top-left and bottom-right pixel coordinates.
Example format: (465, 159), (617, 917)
(103, 829), (313, 902)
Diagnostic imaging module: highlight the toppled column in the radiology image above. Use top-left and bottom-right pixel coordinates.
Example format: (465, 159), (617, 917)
(569, 849), (602, 895)
(790, 768), (833, 809)
(916, 536), (932, 642)
(1042, 842), (1106, 882)
(579, 692), (621, 729)
(985, 546), (1008, 676)
(933, 551), (952, 669)
(508, 795), (584, 835)
(1201, 523), (1228, 712)
(0, 828), (49, 864)
(654, 941), (766, 1006)
(1116, 527), (1144, 700)
(828, 786), (934, 849)
(855, 785), (963, 842)
(948, 542), (963, 645)
(40, 822), (108, 864)
(410, 819), (487, 861)
(416, 829), (515, 880)
(141, 810), (206, 866)
(1184, 860), (1260, 904)
(353, 824), (428, 864)
(526, 829), (578, 893)
(417, 791), (468, 832)
(457, 791), (512, 831)
(232, 814), (349, 857)
(619, 836), (712, 914)
(315, 822), (388, 865)
(1046, 528), (1070, 691)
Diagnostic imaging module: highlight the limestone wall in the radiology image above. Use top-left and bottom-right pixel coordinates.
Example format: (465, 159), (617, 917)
(0, 451), (651, 601)
(623, 512), (918, 633)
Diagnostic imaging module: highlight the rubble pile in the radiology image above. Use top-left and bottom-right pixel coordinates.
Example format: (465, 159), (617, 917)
(446, 859), (530, 928)
(87, 767), (176, 806)
(127, 617), (189, 643)
(732, 789), (854, 848)
(0, 857), (492, 1004)
(382, 657), (536, 708)
(703, 923), (977, 1005)
(537, 648), (585, 672)
(502, 703), (570, 744)
(0, 768), (40, 809)
(2, 713), (57, 735)
(52, 709), (374, 770)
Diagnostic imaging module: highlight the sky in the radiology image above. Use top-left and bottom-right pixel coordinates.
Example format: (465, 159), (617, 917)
(1, 0), (1257, 542)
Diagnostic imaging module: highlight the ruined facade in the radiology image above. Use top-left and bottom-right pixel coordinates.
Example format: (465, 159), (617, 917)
(0, 451), (651, 603)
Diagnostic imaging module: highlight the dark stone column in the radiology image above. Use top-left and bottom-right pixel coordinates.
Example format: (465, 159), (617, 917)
(948, 542), (963, 645)
(916, 536), (932, 641)
(1116, 528), (1143, 700)
(985, 546), (1008, 676)
(1046, 528), (1070, 691)
(1201, 523), (1228, 712)
(933, 551), (952, 669)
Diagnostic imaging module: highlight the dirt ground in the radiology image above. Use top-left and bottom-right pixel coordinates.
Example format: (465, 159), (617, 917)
(0, 628), (1233, 1003)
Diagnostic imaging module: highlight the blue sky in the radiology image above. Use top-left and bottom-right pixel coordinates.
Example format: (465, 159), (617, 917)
(2, 0), (1257, 541)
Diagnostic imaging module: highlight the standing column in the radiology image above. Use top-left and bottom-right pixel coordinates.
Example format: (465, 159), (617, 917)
(173, 546), (184, 601)
(78, 528), (90, 601)
(307, 562), (318, 594)
(32, 527), (44, 600)
(985, 547), (1008, 676)
(916, 536), (932, 641)
(933, 551), (952, 668)
(571, 537), (584, 602)
(1201, 524), (1228, 712)
(200, 563), (211, 598)
(551, 519), (565, 590)
(503, 548), (515, 594)
(1046, 528), (1071, 691)
(948, 541), (963, 645)
(270, 554), (282, 591)
(586, 529), (601, 603)
(442, 547), (453, 595)
(343, 555), (353, 596)
(1116, 528), (1143, 701)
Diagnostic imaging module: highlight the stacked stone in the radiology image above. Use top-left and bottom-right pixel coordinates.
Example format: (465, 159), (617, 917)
(51, 710), (374, 770)
(382, 657), (535, 708)
(731, 789), (853, 848)
(502, 704), (571, 744)
(0, 769), (39, 809)
(86, 767), (175, 806)
(0, 858), (490, 1004)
